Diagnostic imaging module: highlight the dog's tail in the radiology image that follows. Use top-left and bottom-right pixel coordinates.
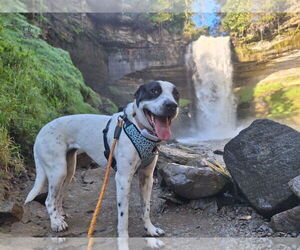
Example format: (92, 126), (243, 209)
(25, 163), (46, 204)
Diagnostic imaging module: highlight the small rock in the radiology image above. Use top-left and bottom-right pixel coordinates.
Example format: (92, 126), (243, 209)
(271, 205), (300, 232)
(22, 201), (48, 223)
(159, 193), (186, 205)
(0, 202), (23, 224)
(288, 176), (300, 198)
(238, 215), (252, 221)
(189, 197), (218, 213)
(257, 224), (274, 234)
(152, 198), (166, 214)
(81, 168), (102, 184)
(213, 150), (224, 155)
(290, 232), (298, 237)
(159, 163), (228, 200)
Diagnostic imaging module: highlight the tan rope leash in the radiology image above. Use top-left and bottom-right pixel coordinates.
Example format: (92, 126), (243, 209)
(87, 118), (123, 250)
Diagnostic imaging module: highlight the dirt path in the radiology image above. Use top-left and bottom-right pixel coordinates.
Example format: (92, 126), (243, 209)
(0, 142), (297, 238)
(1, 167), (265, 238)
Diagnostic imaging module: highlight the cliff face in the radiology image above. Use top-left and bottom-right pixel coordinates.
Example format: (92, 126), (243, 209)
(233, 13), (300, 128)
(42, 13), (190, 107)
(40, 12), (300, 129)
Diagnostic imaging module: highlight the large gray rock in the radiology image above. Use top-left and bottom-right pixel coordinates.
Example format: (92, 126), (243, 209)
(159, 163), (228, 200)
(224, 119), (300, 217)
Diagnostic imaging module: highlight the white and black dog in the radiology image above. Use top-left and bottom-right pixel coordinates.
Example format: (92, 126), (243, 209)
(25, 80), (179, 237)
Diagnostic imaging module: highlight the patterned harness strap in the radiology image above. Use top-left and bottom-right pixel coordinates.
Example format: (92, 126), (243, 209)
(102, 111), (159, 171)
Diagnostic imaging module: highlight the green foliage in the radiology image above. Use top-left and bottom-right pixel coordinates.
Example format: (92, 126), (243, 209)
(0, 127), (24, 179)
(146, 0), (202, 38)
(236, 86), (254, 104)
(179, 98), (191, 108)
(221, 0), (252, 36)
(237, 73), (300, 119)
(0, 14), (102, 172)
(254, 75), (300, 119)
(0, 0), (27, 12)
(221, 0), (294, 38)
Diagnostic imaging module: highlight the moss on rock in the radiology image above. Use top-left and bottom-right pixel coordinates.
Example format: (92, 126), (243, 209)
(0, 14), (104, 177)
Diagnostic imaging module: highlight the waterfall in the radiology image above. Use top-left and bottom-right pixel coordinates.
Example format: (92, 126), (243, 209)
(185, 36), (236, 141)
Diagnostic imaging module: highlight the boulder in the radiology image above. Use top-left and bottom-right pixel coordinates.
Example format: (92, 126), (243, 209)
(224, 119), (300, 217)
(271, 205), (300, 232)
(158, 145), (206, 167)
(159, 163), (228, 200)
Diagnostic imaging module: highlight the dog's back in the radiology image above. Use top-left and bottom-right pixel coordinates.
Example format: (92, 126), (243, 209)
(25, 114), (111, 205)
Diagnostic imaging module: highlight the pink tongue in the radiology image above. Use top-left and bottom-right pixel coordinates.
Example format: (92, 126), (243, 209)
(154, 117), (172, 141)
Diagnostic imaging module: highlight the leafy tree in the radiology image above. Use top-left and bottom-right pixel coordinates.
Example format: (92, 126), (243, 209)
(148, 0), (195, 36)
(261, 0), (293, 32)
(221, 0), (252, 36)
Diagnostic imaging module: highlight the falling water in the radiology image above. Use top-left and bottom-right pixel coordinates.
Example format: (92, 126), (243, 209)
(185, 36), (237, 141)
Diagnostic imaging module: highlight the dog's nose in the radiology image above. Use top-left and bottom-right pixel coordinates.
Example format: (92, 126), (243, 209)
(165, 101), (178, 111)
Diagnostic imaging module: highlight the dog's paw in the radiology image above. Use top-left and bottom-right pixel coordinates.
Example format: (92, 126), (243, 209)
(51, 217), (68, 232)
(61, 212), (70, 219)
(144, 224), (165, 237)
(144, 238), (165, 248)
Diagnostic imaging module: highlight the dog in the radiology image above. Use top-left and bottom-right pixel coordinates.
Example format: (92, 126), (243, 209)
(25, 80), (180, 237)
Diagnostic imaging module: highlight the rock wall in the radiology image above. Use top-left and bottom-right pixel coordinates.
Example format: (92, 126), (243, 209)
(41, 13), (300, 130)
(42, 13), (190, 107)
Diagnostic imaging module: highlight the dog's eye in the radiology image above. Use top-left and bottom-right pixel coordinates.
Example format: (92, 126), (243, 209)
(151, 88), (159, 95)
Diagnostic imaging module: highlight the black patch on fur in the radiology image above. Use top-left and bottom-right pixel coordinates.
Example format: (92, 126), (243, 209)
(134, 81), (162, 107)
(172, 86), (180, 103)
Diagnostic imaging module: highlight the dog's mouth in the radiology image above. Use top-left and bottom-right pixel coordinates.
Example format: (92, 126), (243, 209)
(143, 108), (172, 141)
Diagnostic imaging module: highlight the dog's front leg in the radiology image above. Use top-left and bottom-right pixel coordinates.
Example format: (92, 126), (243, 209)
(115, 169), (134, 238)
(139, 155), (165, 237)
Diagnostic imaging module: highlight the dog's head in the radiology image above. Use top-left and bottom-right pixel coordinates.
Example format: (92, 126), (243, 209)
(134, 80), (180, 141)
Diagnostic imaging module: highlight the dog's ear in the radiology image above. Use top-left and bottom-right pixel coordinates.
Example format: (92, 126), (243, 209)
(134, 85), (144, 107)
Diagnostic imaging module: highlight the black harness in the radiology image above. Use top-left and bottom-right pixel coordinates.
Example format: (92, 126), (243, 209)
(103, 118), (117, 171)
(103, 112), (159, 172)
